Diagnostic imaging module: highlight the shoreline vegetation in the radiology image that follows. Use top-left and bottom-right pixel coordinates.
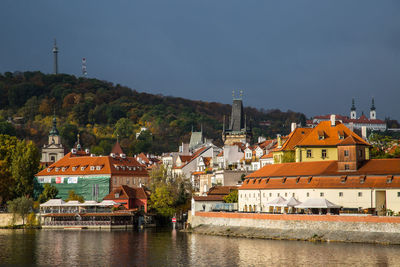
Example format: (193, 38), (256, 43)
(185, 225), (400, 245)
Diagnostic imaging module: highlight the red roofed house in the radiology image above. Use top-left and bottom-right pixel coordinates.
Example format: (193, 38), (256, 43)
(35, 148), (150, 201)
(103, 185), (149, 212)
(192, 186), (238, 213)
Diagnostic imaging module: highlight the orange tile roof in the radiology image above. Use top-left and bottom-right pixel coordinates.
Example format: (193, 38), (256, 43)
(246, 158), (400, 179)
(275, 128), (312, 152)
(103, 185), (148, 200)
(192, 195), (225, 201)
(297, 121), (370, 147)
(36, 152), (149, 177)
(179, 155), (192, 163)
(240, 175), (400, 190)
(261, 152), (273, 159)
(207, 186), (238, 195)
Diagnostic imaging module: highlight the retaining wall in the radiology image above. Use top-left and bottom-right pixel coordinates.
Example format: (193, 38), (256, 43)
(192, 212), (400, 233)
(0, 213), (23, 227)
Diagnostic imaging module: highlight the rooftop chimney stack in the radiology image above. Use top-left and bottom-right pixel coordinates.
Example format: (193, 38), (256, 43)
(291, 122), (297, 132)
(330, 114), (336, 127)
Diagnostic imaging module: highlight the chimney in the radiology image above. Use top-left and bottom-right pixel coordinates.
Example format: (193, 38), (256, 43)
(361, 126), (367, 140)
(291, 122), (297, 132)
(330, 114), (336, 127)
(277, 134), (282, 148)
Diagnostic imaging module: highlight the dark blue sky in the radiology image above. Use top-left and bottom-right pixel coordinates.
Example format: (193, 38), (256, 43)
(1, 1), (400, 120)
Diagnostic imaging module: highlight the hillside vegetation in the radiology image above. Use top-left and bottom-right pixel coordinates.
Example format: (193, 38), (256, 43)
(0, 71), (306, 155)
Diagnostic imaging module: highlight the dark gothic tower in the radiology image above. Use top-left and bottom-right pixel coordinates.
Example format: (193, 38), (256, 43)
(53, 39), (58, 74)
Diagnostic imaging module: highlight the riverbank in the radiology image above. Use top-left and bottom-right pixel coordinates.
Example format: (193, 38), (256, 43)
(189, 212), (400, 245)
(187, 224), (400, 245)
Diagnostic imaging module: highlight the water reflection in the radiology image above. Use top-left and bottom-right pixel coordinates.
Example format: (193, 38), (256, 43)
(0, 229), (399, 266)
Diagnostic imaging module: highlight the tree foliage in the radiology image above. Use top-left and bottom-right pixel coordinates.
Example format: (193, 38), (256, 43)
(224, 190), (238, 203)
(66, 190), (84, 203)
(148, 165), (192, 218)
(7, 196), (33, 226)
(38, 184), (59, 203)
(0, 71), (310, 154)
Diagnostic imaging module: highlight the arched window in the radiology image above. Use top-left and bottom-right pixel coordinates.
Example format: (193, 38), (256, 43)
(244, 205), (248, 212)
(50, 156), (55, 162)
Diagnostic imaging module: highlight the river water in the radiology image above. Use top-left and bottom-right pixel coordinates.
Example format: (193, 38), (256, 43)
(1, 228), (400, 266)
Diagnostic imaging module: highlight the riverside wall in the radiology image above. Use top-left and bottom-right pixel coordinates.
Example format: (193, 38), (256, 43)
(0, 213), (23, 227)
(190, 212), (400, 244)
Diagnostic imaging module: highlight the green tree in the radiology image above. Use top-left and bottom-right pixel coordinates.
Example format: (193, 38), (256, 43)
(0, 121), (16, 136)
(114, 118), (134, 139)
(0, 135), (18, 203)
(7, 196), (34, 226)
(60, 123), (79, 149)
(66, 190), (84, 203)
(38, 184), (59, 203)
(224, 190), (238, 203)
(150, 185), (175, 217)
(11, 140), (39, 198)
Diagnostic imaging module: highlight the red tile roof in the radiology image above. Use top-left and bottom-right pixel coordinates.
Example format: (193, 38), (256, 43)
(207, 186), (238, 195)
(103, 185), (148, 200)
(297, 121), (370, 147)
(192, 195), (225, 201)
(246, 158), (400, 179)
(240, 175), (400, 190)
(275, 128), (312, 151)
(36, 152), (149, 177)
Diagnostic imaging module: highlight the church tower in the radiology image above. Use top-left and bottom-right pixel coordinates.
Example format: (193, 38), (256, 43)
(222, 90), (252, 145)
(350, 98), (357, 119)
(370, 97), (376, 120)
(53, 39), (58, 74)
(41, 113), (65, 165)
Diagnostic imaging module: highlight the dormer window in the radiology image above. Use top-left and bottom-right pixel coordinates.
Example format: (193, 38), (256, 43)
(90, 166), (95, 171)
(308, 177), (312, 184)
(265, 178), (270, 184)
(296, 177), (300, 183)
(72, 166), (78, 171)
(338, 130), (345, 140)
(96, 165), (103, 170)
(341, 176), (347, 183)
(47, 167), (53, 172)
(318, 131), (325, 140)
(115, 192), (120, 198)
(359, 176), (366, 184)
(55, 167), (60, 172)
(252, 179), (256, 184)
(81, 166), (87, 171)
(282, 177), (287, 184)
(387, 175), (393, 184)
(62, 167), (66, 172)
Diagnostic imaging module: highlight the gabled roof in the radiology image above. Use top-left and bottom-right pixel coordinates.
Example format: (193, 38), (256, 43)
(36, 152), (149, 177)
(178, 155), (192, 163)
(103, 185), (148, 200)
(297, 121), (370, 147)
(337, 135), (368, 146)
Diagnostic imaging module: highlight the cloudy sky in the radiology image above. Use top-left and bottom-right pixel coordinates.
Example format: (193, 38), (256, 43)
(1, 1), (399, 120)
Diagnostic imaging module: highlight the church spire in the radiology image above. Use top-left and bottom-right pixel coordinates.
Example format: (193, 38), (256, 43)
(351, 98), (356, 111)
(371, 97), (376, 111)
(49, 111), (59, 136)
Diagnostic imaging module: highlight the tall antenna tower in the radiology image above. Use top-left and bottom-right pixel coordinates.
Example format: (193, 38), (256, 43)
(82, 58), (87, 77)
(53, 39), (58, 74)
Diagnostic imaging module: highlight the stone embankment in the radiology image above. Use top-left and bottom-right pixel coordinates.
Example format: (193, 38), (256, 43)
(188, 212), (400, 245)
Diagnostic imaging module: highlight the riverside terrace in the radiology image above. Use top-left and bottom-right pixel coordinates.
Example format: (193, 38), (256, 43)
(39, 199), (137, 229)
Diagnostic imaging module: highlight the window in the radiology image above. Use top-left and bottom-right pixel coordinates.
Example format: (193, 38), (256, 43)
(339, 192), (343, 197)
(115, 193), (119, 198)
(113, 178), (117, 184)
(358, 192), (362, 197)
(322, 149), (327, 159)
(292, 193), (295, 197)
(263, 193), (265, 197)
(358, 150), (363, 157)
(90, 166), (95, 171)
(126, 178), (130, 184)
(269, 193), (272, 197)
(285, 193), (287, 197)
(306, 150), (312, 158)
(320, 192), (324, 197)
(306, 192), (310, 197)
(50, 156), (55, 162)
(344, 150), (349, 157)
(344, 164), (349, 170)
(277, 193), (280, 197)
(397, 192), (400, 197)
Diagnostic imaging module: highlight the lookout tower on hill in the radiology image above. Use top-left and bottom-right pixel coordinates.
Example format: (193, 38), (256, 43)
(222, 90), (252, 145)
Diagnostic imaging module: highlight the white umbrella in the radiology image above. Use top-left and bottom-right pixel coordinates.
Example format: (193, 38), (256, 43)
(295, 198), (341, 209)
(276, 197), (301, 207)
(266, 196), (287, 207)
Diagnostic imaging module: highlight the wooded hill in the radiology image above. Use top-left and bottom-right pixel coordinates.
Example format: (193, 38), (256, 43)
(0, 71), (306, 155)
